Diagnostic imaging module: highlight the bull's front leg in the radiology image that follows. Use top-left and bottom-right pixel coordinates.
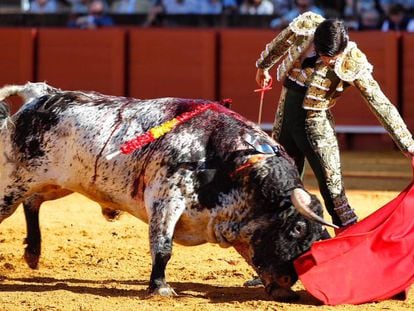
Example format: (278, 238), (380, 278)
(148, 231), (175, 296)
(146, 195), (185, 296)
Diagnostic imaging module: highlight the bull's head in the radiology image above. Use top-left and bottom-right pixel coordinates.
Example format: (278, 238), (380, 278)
(228, 154), (336, 301)
(258, 190), (331, 301)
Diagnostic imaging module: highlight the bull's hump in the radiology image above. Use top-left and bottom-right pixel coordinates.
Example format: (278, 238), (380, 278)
(13, 95), (61, 160)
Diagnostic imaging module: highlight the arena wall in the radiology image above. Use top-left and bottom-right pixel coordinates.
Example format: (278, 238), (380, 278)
(0, 28), (412, 150)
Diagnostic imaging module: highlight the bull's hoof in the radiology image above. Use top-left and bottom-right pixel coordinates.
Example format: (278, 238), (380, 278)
(24, 249), (39, 269)
(268, 287), (300, 302)
(149, 285), (178, 297)
(243, 275), (263, 287)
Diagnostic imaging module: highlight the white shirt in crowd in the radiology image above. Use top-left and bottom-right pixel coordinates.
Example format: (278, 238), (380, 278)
(239, 0), (274, 15)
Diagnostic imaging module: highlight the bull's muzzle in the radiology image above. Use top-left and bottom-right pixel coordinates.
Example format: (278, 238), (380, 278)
(263, 275), (299, 302)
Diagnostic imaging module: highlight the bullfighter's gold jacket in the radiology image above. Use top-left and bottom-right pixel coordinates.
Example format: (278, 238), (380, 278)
(256, 11), (414, 153)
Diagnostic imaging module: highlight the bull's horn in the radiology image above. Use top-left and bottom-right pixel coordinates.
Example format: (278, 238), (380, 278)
(291, 188), (339, 229)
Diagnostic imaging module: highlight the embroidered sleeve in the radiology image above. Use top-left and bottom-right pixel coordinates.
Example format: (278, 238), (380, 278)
(256, 12), (324, 70)
(256, 27), (296, 70)
(353, 72), (414, 152)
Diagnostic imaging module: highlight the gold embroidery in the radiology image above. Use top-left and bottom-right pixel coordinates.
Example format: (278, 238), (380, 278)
(307, 86), (326, 97)
(334, 42), (373, 82)
(304, 110), (358, 226)
(256, 12), (324, 79)
(276, 36), (313, 81)
(255, 27), (295, 69)
(302, 63), (334, 110)
(309, 75), (331, 89)
(272, 87), (287, 141)
(303, 97), (331, 110)
(290, 12), (325, 36)
(287, 63), (314, 86)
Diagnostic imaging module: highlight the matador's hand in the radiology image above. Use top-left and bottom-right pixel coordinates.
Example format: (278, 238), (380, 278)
(255, 68), (272, 87)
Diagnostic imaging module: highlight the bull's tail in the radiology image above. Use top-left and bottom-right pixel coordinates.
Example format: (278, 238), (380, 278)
(0, 82), (58, 130)
(0, 82), (59, 104)
(0, 84), (27, 130)
(0, 84), (26, 102)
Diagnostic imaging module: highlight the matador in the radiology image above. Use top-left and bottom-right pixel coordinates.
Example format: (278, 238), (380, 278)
(255, 11), (414, 229)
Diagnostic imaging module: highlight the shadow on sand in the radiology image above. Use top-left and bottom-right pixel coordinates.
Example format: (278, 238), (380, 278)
(0, 276), (322, 305)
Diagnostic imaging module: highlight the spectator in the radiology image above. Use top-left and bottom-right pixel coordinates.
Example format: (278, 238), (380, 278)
(358, 7), (382, 29)
(270, 0), (324, 29)
(381, 3), (414, 31)
(344, 0), (384, 19)
(111, 0), (153, 14)
(143, 0), (197, 26)
(239, 0), (274, 15)
(66, 0), (108, 13)
(29, 0), (59, 13)
(68, 0), (114, 28)
(316, 0), (345, 18)
(66, 0), (91, 13)
(222, 0), (240, 14)
(198, 0), (225, 14)
(270, 0), (293, 17)
(160, 0), (197, 14)
(381, 0), (414, 14)
(344, 0), (384, 30)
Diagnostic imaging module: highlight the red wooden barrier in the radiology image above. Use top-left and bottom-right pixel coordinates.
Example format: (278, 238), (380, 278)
(219, 29), (282, 125)
(37, 28), (126, 96)
(402, 33), (414, 132)
(0, 27), (405, 151)
(0, 28), (35, 113)
(128, 28), (217, 100)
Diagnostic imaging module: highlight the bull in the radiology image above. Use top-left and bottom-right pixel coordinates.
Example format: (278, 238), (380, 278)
(0, 82), (335, 301)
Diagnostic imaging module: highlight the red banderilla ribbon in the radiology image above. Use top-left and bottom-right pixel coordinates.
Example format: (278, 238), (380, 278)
(105, 104), (214, 160)
(254, 77), (272, 125)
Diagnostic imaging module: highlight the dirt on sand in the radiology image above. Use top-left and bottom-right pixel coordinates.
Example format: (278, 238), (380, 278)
(0, 151), (413, 311)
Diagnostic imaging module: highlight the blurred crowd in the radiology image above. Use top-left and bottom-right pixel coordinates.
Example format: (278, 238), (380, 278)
(3, 0), (414, 31)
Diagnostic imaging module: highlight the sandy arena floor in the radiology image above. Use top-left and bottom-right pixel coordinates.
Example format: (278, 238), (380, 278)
(0, 151), (413, 310)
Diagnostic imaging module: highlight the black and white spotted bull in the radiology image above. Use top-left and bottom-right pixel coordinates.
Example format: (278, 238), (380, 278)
(0, 82), (335, 301)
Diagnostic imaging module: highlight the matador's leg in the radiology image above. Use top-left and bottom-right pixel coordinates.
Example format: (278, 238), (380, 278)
(304, 109), (358, 227)
(272, 87), (288, 142)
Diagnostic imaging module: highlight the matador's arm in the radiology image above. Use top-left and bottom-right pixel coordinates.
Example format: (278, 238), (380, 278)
(255, 12), (325, 71)
(353, 73), (414, 152)
(255, 27), (296, 70)
(334, 42), (414, 152)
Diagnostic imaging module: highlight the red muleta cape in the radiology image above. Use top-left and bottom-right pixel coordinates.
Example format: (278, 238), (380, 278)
(294, 158), (414, 305)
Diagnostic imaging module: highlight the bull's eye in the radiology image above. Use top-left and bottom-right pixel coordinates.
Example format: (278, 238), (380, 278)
(291, 222), (306, 238)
